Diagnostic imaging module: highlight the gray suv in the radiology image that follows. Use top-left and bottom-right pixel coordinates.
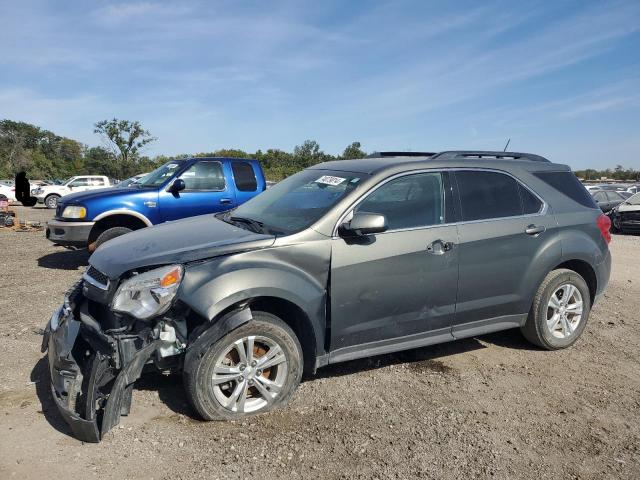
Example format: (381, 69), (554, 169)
(43, 151), (612, 442)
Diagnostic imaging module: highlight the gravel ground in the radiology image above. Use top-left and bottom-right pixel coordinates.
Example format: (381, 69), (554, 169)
(1, 205), (639, 479)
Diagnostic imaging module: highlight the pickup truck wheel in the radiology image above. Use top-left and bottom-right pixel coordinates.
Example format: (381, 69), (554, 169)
(93, 226), (133, 250)
(45, 194), (60, 209)
(521, 269), (591, 350)
(185, 312), (303, 421)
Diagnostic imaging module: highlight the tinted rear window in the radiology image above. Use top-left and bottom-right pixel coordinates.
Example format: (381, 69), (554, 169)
(456, 171), (522, 221)
(231, 162), (258, 192)
(519, 184), (543, 214)
(533, 172), (597, 209)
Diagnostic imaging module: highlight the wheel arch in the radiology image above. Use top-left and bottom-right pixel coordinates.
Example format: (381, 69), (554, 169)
(181, 262), (327, 375)
(88, 211), (151, 246)
(551, 259), (597, 305)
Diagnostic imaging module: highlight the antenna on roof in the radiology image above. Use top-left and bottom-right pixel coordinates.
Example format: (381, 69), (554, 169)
(503, 138), (511, 152)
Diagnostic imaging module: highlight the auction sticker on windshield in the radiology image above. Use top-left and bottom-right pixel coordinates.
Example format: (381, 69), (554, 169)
(315, 175), (346, 186)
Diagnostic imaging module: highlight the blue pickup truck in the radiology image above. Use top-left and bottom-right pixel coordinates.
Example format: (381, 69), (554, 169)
(46, 157), (266, 251)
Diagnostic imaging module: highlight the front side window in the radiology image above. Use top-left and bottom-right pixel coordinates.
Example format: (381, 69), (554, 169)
(179, 161), (225, 191)
(68, 178), (89, 187)
(231, 162), (258, 192)
(355, 172), (444, 230)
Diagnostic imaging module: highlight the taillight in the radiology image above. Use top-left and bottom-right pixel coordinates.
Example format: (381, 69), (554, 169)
(597, 214), (611, 244)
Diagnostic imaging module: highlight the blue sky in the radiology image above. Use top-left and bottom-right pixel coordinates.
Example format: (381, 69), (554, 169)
(1, 0), (639, 169)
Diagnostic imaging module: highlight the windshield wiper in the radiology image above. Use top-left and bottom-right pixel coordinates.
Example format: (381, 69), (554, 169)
(229, 216), (268, 234)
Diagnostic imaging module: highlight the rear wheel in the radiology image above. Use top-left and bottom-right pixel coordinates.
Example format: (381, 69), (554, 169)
(184, 312), (303, 421)
(45, 194), (60, 209)
(521, 269), (591, 350)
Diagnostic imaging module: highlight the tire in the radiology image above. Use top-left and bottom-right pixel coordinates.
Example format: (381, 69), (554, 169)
(44, 194), (60, 209)
(521, 268), (591, 350)
(184, 312), (303, 421)
(93, 226), (133, 250)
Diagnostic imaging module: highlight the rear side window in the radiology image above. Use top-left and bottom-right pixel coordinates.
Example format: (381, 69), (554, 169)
(455, 171), (522, 221)
(519, 184), (543, 214)
(533, 172), (597, 209)
(231, 162), (258, 192)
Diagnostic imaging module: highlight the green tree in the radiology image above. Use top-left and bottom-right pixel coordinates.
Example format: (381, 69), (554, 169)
(340, 141), (367, 159)
(94, 118), (156, 177)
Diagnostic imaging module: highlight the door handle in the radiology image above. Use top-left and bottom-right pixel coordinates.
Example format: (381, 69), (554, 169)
(525, 224), (546, 236)
(426, 239), (454, 255)
(219, 198), (232, 205)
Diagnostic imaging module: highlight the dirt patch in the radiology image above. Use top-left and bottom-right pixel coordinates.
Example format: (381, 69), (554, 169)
(1, 205), (639, 479)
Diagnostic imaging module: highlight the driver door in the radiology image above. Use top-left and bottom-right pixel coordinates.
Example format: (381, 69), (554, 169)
(329, 171), (459, 358)
(158, 160), (236, 222)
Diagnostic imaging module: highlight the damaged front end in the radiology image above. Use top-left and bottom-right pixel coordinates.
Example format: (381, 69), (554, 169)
(43, 267), (188, 442)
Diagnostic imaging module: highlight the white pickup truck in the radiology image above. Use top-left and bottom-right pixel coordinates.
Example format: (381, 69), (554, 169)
(34, 175), (111, 209)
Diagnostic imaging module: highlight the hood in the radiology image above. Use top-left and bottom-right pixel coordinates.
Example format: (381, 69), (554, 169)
(89, 214), (276, 279)
(60, 187), (129, 204)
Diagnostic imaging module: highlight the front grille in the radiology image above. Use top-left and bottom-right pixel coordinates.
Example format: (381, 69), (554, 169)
(86, 266), (109, 287)
(55, 204), (63, 218)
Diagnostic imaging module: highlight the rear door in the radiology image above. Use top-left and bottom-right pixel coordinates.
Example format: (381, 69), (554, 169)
(158, 160), (236, 222)
(452, 169), (558, 333)
(330, 171), (458, 353)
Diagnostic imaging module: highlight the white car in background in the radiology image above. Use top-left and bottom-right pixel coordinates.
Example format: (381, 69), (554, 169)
(34, 175), (112, 209)
(0, 183), (16, 202)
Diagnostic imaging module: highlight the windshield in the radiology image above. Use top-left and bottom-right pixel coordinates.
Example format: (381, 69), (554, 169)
(227, 169), (367, 235)
(626, 192), (640, 205)
(135, 161), (182, 188)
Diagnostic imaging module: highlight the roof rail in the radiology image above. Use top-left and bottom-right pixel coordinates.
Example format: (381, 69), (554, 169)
(431, 150), (550, 163)
(369, 151), (436, 158)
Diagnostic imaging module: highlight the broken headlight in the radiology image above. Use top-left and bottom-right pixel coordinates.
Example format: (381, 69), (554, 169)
(112, 264), (183, 320)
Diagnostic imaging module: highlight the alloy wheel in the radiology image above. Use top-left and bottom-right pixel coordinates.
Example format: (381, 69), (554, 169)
(546, 283), (584, 339)
(210, 335), (288, 414)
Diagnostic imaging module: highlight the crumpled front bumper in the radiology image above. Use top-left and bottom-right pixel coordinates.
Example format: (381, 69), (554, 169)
(44, 303), (102, 442)
(43, 281), (160, 442)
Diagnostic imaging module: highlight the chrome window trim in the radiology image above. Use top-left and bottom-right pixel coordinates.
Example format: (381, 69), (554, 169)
(331, 167), (547, 238)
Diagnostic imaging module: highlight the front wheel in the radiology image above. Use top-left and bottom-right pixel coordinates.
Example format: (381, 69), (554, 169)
(521, 269), (591, 350)
(45, 194), (60, 209)
(184, 312), (303, 421)
(90, 226), (133, 251)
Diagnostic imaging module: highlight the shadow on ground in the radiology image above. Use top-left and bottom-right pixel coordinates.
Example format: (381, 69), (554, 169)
(134, 372), (195, 417)
(32, 327), (538, 438)
(479, 328), (540, 351)
(31, 356), (74, 438)
(38, 248), (90, 270)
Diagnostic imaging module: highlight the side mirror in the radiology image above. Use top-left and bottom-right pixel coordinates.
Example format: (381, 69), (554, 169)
(339, 212), (387, 237)
(169, 178), (185, 193)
